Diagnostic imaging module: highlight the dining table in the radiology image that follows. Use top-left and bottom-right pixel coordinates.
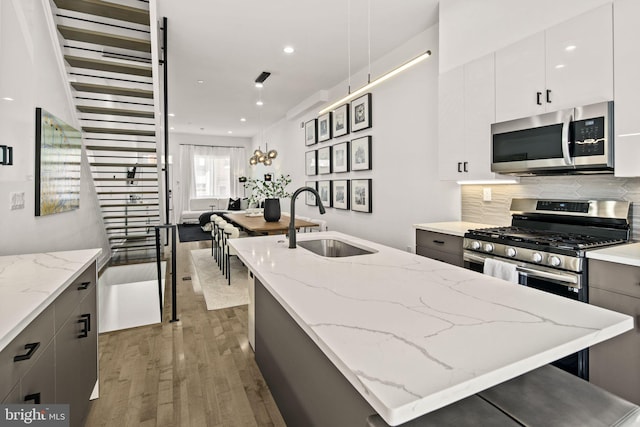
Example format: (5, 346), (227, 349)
(223, 212), (319, 235)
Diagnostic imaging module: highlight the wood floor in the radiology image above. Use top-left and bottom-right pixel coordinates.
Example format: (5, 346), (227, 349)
(85, 240), (287, 427)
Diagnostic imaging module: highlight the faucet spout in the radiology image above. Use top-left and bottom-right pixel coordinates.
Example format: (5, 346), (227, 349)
(289, 186), (326, 248)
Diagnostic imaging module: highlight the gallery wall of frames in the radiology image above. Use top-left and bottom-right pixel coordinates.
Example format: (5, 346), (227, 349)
(304, 93), (373, 213)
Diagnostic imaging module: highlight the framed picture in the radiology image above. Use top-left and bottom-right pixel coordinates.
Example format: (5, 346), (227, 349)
(35, 108), (82, 216)
(305, 150), (317, 176)
(351, 93), (372, 132)
(305, 119), (317, 146)
(332, 142), (349, 173)
(317, 180), (331, 207)
(317, 146), (332, 174)
(351, 179), (372, 213)
(350, 136), (372, 171)
(332, 104), (349, 137)
(318, 112), (332, 142)
(305, 181), (317, 206)
(332, 180), (349, 210)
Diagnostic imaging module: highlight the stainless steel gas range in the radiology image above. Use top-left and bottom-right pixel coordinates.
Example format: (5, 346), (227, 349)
(462, 198), (631, 379)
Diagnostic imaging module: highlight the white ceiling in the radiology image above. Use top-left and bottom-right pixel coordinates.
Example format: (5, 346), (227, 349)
(156, 0), (439, 138)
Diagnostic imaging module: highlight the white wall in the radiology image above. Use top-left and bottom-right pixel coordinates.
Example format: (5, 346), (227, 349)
(439, 0), (612, 73)
(169, 132), (252, 222)
(0, 0), (110, 266)
(251, 25), (460, 251)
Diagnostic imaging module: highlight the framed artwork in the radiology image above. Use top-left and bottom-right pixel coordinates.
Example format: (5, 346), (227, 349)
(305, 119), (317, 146)
(332, 180), (349, 210)
(305, 181), (317, 206)
(317, 146), (332, 174)
(332, 142), (349, 173)
(318, 112), (332, 142)
(351, 179), (372, 213)
(332, 104), (349, 137)
(351, 93), (372, 132)
(350, 136), (372, 171)
(35, 108), (82, 216)
(317, 180), (331, 207)
(305, 150), (317, 176)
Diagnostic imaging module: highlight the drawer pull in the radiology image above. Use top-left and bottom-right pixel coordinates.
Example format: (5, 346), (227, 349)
(24, 393), (41, 404)
(433, 240), (445, 245)
(79, 313), (91, 338)
(77, 281), (91, 290)
(14, 342), (40, 362)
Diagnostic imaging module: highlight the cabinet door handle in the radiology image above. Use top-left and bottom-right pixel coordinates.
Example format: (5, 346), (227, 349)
(546, 89), (552, 103)
(457, 162), (462, 173)
(463, 161), (468, 172)
(78, 313), (91, 338)
(24, 393), (41, 404)
(536, 91), (542, 105)
(77, 281), (91, 290)
(433, 240), (445, 245)
(14, 342), (40, 362)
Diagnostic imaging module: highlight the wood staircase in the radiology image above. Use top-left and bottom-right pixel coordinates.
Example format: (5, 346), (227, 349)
(50, 0), (162, 264)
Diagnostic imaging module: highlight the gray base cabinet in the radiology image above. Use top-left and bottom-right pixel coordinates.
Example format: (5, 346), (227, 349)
(0, 261), (98, 427)
(255, 278), (376, 426)
(416, 230), (463, 267)
(589, 259), (640, 405)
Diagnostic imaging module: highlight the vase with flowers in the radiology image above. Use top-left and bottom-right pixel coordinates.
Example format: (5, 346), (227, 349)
(244, 174), (292, 222)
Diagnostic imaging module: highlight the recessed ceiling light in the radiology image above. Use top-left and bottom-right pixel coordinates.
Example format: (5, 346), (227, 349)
(227, 130), (233, 134)
(240, 117), (247, 122)
(283, 46), (295, 54)
(256, 100), (264, 106)
(555, 64), (565, 69)
(255, 82), (264, 88)
(565, 45), (577, 51)
(169, 127), (175, 130)
(2, 97), (14, 101)
(168, 113), (175, 117)
(197, 80), (204, 84)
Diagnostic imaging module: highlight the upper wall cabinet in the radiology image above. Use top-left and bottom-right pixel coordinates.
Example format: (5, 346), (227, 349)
(612, 0), (640, 177)
(439, 53), (500, 181)
(495, 4), (613, 123)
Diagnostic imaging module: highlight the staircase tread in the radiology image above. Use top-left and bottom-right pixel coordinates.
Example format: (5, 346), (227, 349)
(57, 25), (151, 53)
(53, 0), (149, 25)
(65, 55), (152, 77)
(77, 105), (154, 118)
(71, 82), (153, 98)
(86, 145), (156, 152)
(82, 126), (155, 136)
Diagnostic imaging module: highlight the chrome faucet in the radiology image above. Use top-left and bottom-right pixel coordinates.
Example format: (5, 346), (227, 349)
(289, 186), (326, 248)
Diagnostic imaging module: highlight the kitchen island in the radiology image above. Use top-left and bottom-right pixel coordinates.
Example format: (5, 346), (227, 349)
(229, 231), (633, 426)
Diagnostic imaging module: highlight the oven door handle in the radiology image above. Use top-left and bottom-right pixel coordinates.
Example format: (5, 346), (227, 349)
(463, 253), (580, 288)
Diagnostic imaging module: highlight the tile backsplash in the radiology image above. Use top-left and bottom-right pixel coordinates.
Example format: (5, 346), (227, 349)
(461, 175), (640, 240)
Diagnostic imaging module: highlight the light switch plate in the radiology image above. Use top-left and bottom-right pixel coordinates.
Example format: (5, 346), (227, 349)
(10, 192), (25, 210)
(482, 187), (492, 202)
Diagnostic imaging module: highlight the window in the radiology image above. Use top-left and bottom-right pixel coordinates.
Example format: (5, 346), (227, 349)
(193, 153), (230, 197)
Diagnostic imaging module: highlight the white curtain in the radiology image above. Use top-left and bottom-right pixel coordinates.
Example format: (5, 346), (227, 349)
(177, 145), (246, 218)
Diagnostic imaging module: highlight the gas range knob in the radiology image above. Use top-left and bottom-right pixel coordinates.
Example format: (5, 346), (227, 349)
(470, 241), (481, 250)
(549, 256), (561, 267)
(532, 252), (543, 263)
(483, 243), (494, 253)
(505, 247), (517, 257)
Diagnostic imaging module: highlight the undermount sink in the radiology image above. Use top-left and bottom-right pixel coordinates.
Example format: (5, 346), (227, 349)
(298, 239), (377, 258)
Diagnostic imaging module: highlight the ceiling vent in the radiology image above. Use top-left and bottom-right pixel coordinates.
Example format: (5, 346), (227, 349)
(255, 71), (271, 84)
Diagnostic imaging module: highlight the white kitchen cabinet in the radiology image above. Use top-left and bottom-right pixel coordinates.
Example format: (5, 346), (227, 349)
(438, 53), (498, 181)
(612, 0), (640, 177)
(495, 4), (613, 123)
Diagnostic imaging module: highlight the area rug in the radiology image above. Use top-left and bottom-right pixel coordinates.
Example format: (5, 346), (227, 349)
(190, 249), (249, 310)
(178, 224), (212, 242)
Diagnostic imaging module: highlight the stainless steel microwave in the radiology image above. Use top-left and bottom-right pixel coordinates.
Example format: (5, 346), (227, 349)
(491, 101), (614, 175)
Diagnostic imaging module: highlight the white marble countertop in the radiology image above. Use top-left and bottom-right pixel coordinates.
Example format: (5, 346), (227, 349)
(413, 221), (499, 237)
(229, 231), (633, 426)
(586, 242), (640, 267)
(0, 249), (101, 352)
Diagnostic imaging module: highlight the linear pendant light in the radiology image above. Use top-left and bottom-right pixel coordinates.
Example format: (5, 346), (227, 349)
(318, 50), (432, 115)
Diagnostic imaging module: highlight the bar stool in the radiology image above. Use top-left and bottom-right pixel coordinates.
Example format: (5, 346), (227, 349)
(223, 224), (240, 286)
(307, 218), (327, 232)
(216, 219), (228, 270)
(213, 216), (226, 262)
(210, 214), (220, 256)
